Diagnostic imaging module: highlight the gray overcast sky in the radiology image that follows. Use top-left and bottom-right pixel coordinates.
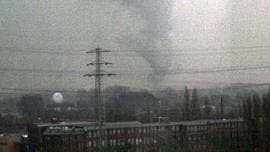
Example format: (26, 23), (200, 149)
(0, 0), (270, 90)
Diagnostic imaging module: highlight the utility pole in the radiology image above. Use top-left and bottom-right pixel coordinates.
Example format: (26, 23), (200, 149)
(220, 96), (224, 119)
(84, 47), (115, 151)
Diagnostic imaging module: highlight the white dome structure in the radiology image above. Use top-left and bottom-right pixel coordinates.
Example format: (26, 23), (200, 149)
(52, 92), (64, 103)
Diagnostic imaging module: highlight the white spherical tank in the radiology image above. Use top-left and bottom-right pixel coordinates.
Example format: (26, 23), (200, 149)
(52, 92), (64, 103)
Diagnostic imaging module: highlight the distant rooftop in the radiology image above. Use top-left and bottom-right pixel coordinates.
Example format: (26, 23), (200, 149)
(39, 119), (244, 136)
(35, 118), (243, 135)
(34, 121), (97, 128)
(44, 126), (85, 136)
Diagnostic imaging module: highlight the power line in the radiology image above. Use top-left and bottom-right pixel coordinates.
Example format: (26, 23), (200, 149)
(0, 67), (85, 74)
(1, 64), (270, 76)
(2, 83), (269, 95)
(112, 45), (270, 54)
(176, 65), (270, 74)
(1, 45), (270, 56)
(1, 88), (78, 93)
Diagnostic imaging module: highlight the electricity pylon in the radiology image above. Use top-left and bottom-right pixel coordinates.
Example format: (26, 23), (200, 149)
(84, 47), (115, 151)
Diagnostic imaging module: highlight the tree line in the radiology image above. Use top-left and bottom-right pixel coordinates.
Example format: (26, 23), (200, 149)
(242, 88), (270, 151)
(12, 86), (243, 124)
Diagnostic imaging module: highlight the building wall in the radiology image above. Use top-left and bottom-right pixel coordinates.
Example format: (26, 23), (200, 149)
(29, 120), (248, 152)
(0, 135), (20, 152)
(43, 134), (87, 152)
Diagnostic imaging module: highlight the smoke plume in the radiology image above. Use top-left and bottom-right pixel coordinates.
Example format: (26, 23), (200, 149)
(122, 1), (173, 89)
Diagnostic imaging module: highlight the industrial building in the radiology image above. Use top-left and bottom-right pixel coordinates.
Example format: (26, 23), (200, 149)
(27, 119), (248, 152)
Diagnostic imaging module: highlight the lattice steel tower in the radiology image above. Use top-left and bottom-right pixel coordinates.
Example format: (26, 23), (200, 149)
(84, 47), (115, 151)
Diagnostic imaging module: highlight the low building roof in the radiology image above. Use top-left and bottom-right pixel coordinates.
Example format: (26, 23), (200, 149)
(37, 118), (244, 135)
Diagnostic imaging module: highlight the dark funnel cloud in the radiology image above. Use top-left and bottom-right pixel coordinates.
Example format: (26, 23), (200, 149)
(121, 0), (173, 89)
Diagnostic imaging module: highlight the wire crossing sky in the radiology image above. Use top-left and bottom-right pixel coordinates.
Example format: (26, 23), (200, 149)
(0, 0), (270, 90)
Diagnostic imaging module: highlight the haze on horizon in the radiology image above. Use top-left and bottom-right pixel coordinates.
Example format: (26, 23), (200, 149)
(0, 0), (270, 91)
